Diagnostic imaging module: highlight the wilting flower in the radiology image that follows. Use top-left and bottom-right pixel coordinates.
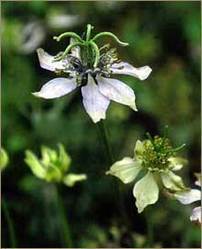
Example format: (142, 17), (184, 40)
(33, 24), (152, 123)
(25, 144), (87, 187)
(107, 135), (187, 213)
(174, 173), (201, 224)
(0, 148), (9, 171)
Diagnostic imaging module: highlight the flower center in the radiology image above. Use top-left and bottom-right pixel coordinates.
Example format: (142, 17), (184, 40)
(61, 46), (119, 85)
(53, 24), (128, 79)
(140, 136), (174, 172)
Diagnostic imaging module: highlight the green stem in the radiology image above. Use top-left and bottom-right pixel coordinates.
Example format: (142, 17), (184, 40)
(96, 120), (132, 231)
(55, 184), (73, 248)
(2, 198), (17, 248)
(97, 120), (114, 165)
(145, 209), (154, 247)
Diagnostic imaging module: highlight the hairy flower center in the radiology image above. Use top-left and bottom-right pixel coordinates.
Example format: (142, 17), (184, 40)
(140, 136), (174, 172)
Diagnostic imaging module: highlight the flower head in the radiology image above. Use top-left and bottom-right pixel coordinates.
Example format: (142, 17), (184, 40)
(25, 144), (87, 187)
(33, 24), (152, 123)
(106, 134), (187, 213)
(174, 173), (201, 224)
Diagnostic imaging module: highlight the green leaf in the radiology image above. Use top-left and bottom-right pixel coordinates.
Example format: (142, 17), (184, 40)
(160, 170), (187, 192)
(133, 172), (159, 213)
(106, 157), (142, 184)
(63, 173), (87, 187)
(24, 150), (46, 179)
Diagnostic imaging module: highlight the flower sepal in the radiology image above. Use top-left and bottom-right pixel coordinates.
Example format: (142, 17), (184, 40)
(25, 144), (87, 187)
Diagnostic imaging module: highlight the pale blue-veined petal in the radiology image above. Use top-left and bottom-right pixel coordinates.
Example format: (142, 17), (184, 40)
(81, 74), (110, 123)
(106, 157), (142, 184)
(33, 77), (77, 99)
(37, 48), (66, 71)
(190, 206), (201, 223)
(174, 189), (201, 204)
(133, 171), (159, 213)
(111, 62), (152, 80)
(97, 75), (137, 111)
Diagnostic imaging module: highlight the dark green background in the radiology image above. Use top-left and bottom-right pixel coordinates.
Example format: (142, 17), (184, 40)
(2, 1), (201, 248)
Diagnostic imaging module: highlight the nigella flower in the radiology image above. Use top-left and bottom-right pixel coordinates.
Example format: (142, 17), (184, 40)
(33, 24), (152, 123)
(106, 135), (188, 213)
(174, 173), (201, 224)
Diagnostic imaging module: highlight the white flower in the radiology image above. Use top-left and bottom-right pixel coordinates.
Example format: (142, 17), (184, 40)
(33, 41), (152, 123)
(106, 137), (187, 213)
(174, 173), (201, 224)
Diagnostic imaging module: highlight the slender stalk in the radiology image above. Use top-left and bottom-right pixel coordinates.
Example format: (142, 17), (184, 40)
(97, 120), (114, 165)
(145, 209), (154, 247)
(96, 120), (132, 230)
(54, 184), (73, 248)
(2, 198), (17, 248)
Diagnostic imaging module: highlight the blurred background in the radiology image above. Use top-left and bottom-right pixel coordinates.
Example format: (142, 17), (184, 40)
(1, 1), (201, 248)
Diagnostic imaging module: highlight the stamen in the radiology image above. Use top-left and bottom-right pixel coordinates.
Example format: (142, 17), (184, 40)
(99, 44), (110, 52)
(146, 132), (154, 144)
